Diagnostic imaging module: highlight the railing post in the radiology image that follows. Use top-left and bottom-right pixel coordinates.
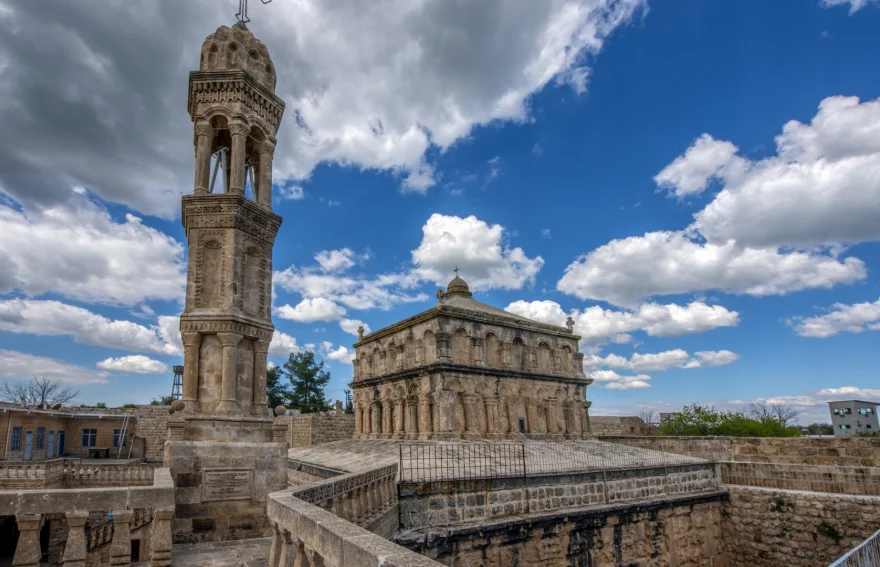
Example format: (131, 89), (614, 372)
(61, 511), (89, 567)
(150, 506), (173, 567)
(108, 509), (133, 566)
(13, 514), (43, 567)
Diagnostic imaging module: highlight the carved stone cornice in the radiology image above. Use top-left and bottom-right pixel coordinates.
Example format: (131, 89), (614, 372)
(188, 70), (285, 135)
(349, 362), (593, 389)
(181, 194), (282, 247)
(179, 316), (274, 341)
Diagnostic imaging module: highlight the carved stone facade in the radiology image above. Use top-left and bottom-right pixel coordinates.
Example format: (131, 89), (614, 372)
(351, 276), (593, 440)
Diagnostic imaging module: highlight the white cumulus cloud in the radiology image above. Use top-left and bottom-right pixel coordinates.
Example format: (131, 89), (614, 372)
(505, 300), (739, 345)
(412, 214), (544, 290)
(276, 298), (348, 323)
(0, 299), (181, 355)
(0, 199), (185, 306)
(340, 318), (371, 337)
(320, 341), (354, 365)
(789, 298), (880, 338)
(97, 355), (169, 375)
(654, 134), (747, 199)
(0, 349), (108, 385)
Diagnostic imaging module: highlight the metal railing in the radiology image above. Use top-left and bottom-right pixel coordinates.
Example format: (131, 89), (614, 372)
(398, 442), (707, 483)
(721, 461), (880, 496)
(829, 527), (880, 566)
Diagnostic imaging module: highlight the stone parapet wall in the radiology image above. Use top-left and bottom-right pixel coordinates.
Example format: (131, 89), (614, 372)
(134, 405), (172, 463)
(590, 416), (650, 436)
(722, 486), (880, 566)
(276, 413), (355, 448)
(398, 491), (727, 566)
(598, 435), (880, 466)
(398, 463), (718, 531)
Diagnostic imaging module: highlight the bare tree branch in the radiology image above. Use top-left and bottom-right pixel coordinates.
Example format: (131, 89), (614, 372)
(0, 376), (79, 408)
(746, 400), (798, 427)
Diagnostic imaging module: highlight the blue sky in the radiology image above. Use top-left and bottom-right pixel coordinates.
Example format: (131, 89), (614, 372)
(0, 0), (878, 423)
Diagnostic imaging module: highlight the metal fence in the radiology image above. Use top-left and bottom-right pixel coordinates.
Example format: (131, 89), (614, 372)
(721, 461), (880, 497)
(398, 442), (706, 483)
(829, 528), (880, 567)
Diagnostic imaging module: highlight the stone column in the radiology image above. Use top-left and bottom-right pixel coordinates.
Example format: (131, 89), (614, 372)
(370, 400), (382, 439)
(215, 331), (243, 415)
(526, 399), (540, 436)
(381, 400), (393, 439)
(583, 401), (592, 437)
(257, 139), (275, 208)
(566, 401), (581, 437)
(108, 509), (133, 566)
(485, 398), (500, 439)
(437, 333), (451, 361)
(252, 339), (271, 416)
(417, 394), (433, 440)
(268, 522), (283, 567)
(283, 530), (299, 567)
(354, 405), (362, 437)
(61, 511), (88, 567)
(304, 546), (325, 567)
(393, 400), (405, 439)
(462, 393), (480, 440)
(193, 121), (214, 195)
(354, 488), (365, 524)
(150, 507), (173, 567)
(345, 490), (358, 523)
(228, 121), (249, 196)
(472, 338), (484, 366)
(13, 514), (42, 567)
(405, 397), (419, 439)
(545, 397), (558, 436)
(181, 331), (202, 411)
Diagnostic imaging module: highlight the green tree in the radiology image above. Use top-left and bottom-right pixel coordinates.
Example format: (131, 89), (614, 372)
(95, 402), (108, 409)
(266, 365), (292, 409)
(281, 352), (330, 414)
(150, 395), (174, 406)
(805, 423), (833, 436)
(659, 404), (799, 437)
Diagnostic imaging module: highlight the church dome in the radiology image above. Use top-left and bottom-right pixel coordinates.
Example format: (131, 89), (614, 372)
(446, 275), (472, 298)
(200, 22), (277, 90)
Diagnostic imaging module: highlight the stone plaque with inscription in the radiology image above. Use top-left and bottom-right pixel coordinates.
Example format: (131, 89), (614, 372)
(202, 468), (254, 502)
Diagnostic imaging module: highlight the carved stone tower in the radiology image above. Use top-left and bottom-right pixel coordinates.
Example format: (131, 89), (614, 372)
(166, 21), (288, 543)
(180, 21), (284, 418)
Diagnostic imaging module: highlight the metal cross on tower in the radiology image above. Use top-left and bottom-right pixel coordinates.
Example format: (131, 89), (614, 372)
(236, 0), (272, 24)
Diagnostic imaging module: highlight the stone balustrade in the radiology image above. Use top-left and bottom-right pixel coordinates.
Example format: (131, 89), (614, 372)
(63, 463), (155, 486)
(0, 459), (154, 489)
(267, 463), (443, 566)
(0, 467), (175, 566)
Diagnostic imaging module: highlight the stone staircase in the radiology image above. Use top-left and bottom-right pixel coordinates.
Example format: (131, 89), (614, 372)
(86, 508), (153, 551)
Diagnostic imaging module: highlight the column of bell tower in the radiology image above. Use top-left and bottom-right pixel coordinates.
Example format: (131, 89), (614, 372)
(165, 21), (288, 543)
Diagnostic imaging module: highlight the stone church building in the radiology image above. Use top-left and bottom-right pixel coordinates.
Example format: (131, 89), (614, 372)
(351, 275), (593, 441)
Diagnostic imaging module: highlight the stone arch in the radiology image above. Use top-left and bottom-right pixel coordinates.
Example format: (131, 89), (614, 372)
(511, 337), (525, 371)
(452, 328), (471, 365)
(371, 347), (382, 376)
(387, 340), (399, 372)
(226, 41), (240, 67)
(537, 342), (552, 373)
(423, 330), (436, 364)
(485, 333), (500, 368)
(474, 382), (491, 435)
(405, 333), (415, 369)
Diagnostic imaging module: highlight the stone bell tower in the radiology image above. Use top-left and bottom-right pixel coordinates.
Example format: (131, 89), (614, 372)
(179, 21), (285, 418)
(165, 21), (288, 543)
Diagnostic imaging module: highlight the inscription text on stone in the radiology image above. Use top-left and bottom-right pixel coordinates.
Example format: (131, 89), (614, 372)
(203, 468), (253, 502)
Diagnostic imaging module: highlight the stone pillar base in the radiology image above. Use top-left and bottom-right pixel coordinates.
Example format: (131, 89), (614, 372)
(165, 439), (287, 544)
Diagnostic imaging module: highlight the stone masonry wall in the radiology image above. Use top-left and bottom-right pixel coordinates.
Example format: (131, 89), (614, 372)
(722, 485), (880, 566)
(590, 416), (650, 436)
(399, 464), (718, 531)
(276, 413), (355, 448)
(598, 435), (880, 466)
(134, 405), (171, 463)
(399, 492), (726, 567)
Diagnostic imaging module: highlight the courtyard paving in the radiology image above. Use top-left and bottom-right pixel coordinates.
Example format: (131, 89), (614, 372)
(172, 538), (271, 567)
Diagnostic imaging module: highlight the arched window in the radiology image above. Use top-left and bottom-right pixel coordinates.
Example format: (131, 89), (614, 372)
(486, 333), (499, 368)
(511, 338), (525, 371)
(538, 343), (551, 373)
